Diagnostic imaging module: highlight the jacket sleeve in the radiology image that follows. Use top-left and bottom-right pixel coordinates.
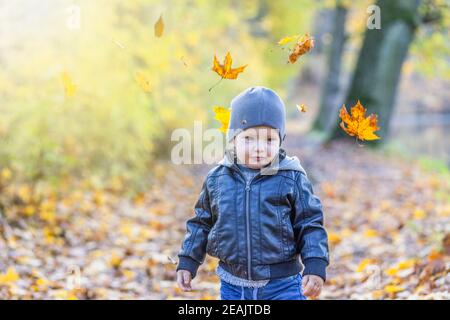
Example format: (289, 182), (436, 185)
(292, 171), (330, 281)
(176, 178), (214, 279)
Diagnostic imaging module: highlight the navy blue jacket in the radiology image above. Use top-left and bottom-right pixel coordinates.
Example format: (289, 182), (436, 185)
(177, 148), (329, 281)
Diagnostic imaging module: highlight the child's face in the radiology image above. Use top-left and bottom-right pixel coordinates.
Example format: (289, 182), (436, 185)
(233, 126), (281, 169)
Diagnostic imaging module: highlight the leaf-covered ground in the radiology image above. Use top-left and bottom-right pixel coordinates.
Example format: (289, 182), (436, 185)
(0, 138), (448, 299)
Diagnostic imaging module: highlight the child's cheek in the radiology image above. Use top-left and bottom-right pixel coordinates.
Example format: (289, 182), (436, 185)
(235, 142), (248, 163)
(265, 145), (278, 162)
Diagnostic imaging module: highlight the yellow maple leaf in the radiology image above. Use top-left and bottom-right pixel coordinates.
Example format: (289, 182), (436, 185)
(296, 104), (307, 113)
(36, 278), (50, 287)
(384, 285), (404, 294)
(52, 289), (79, 300)
(386, 258), (417, 277)
(135, 71), (151, 93)
(213, 106), (231, 133)
(212, 52), (247, 80)
(339, 100), (380, 141)
(154, 14), (164, 38)
(398, 259), (416, 270)
(356, 258), (377, 272)
(363, 228), (378, 238)
(1, 168), (12, 181)
(277, 34), (302, 45)
(413, 208), (426, 220)
(327, 231), (342, 245)
(109, 252), (122, 268)
(61, 72), (77, 98)
(18, 185), (32, 202)
(122, 269), (135, 280)
(23, 204), (36, 217)
(288, 34), (314, 64)
(372, 290), (384, 299)
(205, 258), (218, 272)
(0, 267), (19, 284)
(385, 267), (398, 276)
(40, 209), (56, 224)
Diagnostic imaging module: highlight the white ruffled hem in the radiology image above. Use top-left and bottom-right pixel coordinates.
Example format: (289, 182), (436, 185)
(216, 265), (270, 288)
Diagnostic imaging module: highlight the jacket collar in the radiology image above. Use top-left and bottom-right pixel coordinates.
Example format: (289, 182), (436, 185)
(218, 147), (306, 176)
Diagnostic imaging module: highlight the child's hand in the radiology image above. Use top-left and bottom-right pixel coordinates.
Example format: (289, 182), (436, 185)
(177, 270), (192, 292)
(302, 275), (324, 298)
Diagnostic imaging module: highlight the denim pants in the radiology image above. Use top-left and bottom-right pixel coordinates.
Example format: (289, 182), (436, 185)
(220, 272), (307, 300)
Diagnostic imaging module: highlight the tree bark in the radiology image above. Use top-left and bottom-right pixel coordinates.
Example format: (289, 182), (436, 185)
(327, 0), (422, 145)
(312, 4), (348, 134)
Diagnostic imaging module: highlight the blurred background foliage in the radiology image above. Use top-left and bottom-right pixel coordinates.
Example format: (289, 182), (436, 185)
(0, 0), (448, 194)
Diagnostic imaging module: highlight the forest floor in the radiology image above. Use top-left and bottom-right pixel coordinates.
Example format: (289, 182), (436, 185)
(0, 136), (449, 299)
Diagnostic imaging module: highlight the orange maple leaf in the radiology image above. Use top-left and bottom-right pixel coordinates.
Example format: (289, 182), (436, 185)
(288, 34), (314, 64)
(339, 100), (380, 141)
(212, 52), (247, 79)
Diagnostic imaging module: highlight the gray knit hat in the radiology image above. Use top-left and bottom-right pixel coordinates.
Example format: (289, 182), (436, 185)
(226, 86), (286, 144)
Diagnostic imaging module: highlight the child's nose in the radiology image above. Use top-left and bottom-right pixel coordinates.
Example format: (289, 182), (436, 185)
(255, 141), (266, 153)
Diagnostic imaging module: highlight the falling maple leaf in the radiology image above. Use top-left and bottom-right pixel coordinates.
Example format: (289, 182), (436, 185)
(213, 106), (231, 133)
(288, 34), (314, 64)
(296, 104), (307, 113)
(209, 52), (247, 91)
(277, 34), (302, 46)
(211, 52), (247, 80)
(180, 56), (188, 67)
(61, 72), (77, 98)
(339, 100), (380, 141)
(135, 71), (151, 93)
(154, 15), (164, 38)
(112, 38), (125, 49)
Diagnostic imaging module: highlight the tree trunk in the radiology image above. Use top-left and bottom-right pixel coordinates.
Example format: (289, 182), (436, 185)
(327, 0), (421, 145)
(312, 4), (348, 134)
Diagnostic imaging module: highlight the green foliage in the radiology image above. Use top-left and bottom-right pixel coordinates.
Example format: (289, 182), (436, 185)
(411, 0), (450, 79)
(0, 0), (317, 190)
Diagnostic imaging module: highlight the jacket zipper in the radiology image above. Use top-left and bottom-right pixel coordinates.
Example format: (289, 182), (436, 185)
(245, 181), (252, 280)
(231, 165), (261, 280)
(243, 172), (259, 281)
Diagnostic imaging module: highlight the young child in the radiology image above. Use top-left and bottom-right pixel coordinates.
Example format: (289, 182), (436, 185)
(176, 86), (329, 300)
